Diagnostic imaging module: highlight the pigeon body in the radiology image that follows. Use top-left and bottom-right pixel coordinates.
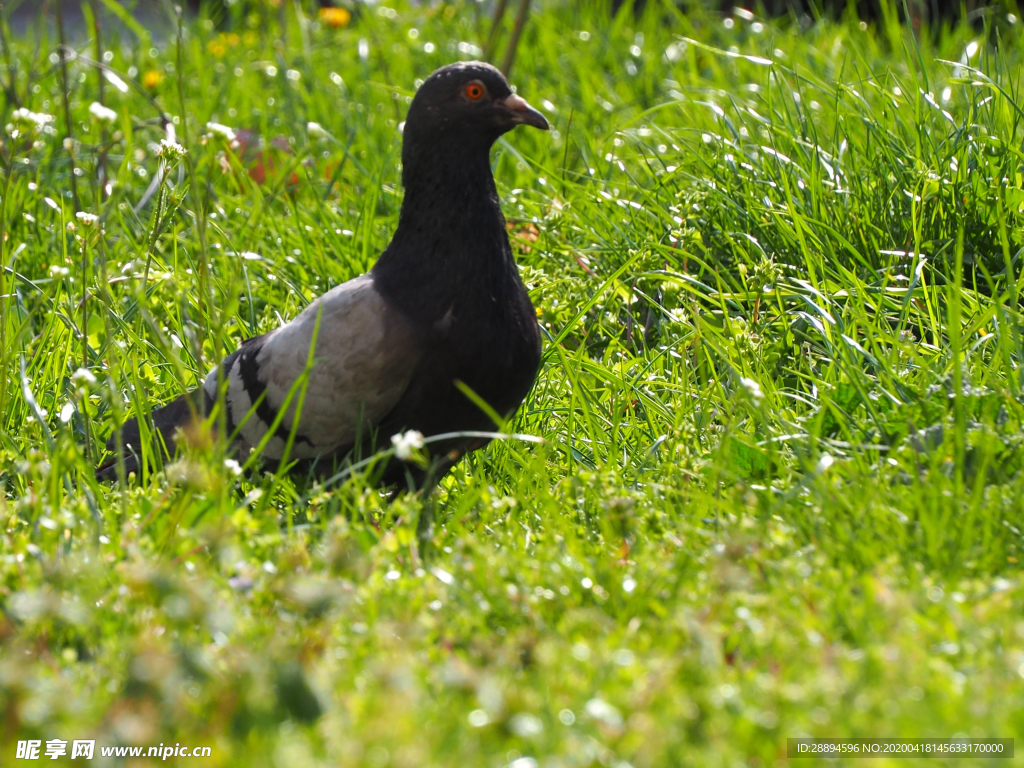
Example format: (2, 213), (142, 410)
(205, 274), (419, 461)
(99, 62), (548, 485)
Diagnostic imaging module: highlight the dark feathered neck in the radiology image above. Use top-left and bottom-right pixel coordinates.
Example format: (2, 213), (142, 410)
(372, 134), (518, 324)
(398, 130), (498, 230)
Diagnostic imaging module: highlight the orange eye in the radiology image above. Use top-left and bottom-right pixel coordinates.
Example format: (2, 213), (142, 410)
(465, 82), (485, 101)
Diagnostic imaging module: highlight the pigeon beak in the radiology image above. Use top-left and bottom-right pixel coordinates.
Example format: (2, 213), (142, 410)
(502, 93), (549, 130)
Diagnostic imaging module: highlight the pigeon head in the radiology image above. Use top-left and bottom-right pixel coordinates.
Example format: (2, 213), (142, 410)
(403, 62), (548, 154)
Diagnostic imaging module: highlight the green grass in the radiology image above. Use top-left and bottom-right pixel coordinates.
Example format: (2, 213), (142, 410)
(3, 0), (1024, 764)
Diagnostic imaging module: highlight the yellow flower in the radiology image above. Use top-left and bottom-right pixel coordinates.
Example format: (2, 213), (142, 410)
(318, 6), (351, 28)
(142, 70), (164, 89)
(207, 32), (240, 57)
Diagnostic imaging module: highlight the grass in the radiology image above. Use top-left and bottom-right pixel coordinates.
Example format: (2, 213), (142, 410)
(2, 0), (1024, 764)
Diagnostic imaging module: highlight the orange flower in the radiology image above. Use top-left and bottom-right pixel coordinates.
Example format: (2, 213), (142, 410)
(142, 70), (164, 89)
(318, 6), (351, 28)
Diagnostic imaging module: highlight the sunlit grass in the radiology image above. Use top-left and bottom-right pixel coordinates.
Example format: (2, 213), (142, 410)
(2, 1), (1024, 764)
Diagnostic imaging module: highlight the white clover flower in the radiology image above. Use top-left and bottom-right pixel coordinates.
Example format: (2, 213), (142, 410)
(307, 121), (328, 138)
(157, 138), (187, 161)
(88, 101), (118, 123)
(205, 121), (236, 141)
(224, 458), (243, 476)
(75, 211), (98, 226)
(71, 367), (97, 386)
(11, 108), (54, 127)
(391, 429), (424, 460)
(739, 376), (764, 404)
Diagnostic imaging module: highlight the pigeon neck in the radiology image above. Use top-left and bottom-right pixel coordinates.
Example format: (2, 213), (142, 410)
(399, 138), (498, 215)
(374, 140), (517, 323)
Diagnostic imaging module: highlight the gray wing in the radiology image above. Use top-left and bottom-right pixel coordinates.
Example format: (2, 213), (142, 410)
(203, 274), (419, 461)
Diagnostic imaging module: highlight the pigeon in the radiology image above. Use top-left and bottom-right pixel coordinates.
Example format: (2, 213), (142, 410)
(98, 61), (549, 487)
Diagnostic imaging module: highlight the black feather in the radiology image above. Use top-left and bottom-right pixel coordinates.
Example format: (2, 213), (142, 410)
(95, 389), (212, 480)
(225, 338), (315, 447)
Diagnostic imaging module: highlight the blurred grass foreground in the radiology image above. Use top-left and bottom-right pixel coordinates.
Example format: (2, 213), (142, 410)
(2, 0), (1024, 765)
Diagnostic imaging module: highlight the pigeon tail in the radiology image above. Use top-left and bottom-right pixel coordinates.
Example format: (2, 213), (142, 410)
(95, 389), (212, 481)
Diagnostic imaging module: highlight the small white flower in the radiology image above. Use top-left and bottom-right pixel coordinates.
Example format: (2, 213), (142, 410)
(584, 698), (623, 728)
(739, 376), (764, 404)
(11, 108), (54, 127)
(75, 211), (98, 226)
(59, 402), (75, 423)
(205, 121), (236, 141)
(816, 453), (834, 473)
(467, 709), (490, 727)
(391, 429), (424, 460)
(307, 121), (328, 138)
(88, 101), (118, 123)
(224, 458), (243, 476)
(157, 138), (187, 161)
(509, 712), (544, 738)
(71, 367), (97, 386)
